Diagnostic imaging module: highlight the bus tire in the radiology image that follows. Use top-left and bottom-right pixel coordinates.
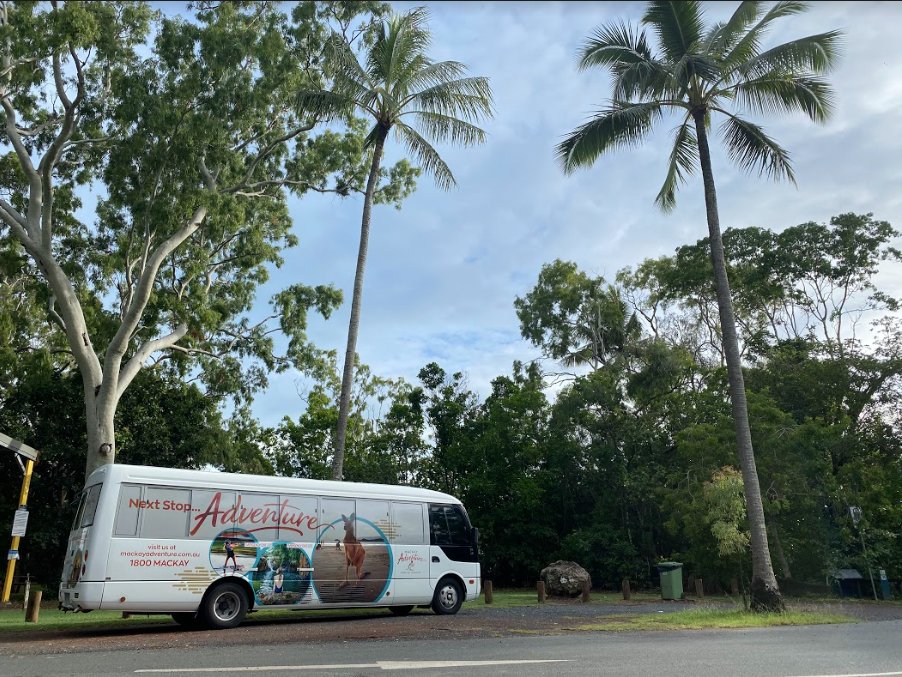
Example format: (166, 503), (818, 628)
(389, 605), (415, 616)
(171, 612), (200, 628)
(199, 581), (248, 629)
(431, 577), (463, 615)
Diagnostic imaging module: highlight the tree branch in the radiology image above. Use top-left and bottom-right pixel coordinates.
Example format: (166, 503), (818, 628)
(117, 323), (190, 398)
(105, 206), (208, 376)
(238, 121), (316, 186)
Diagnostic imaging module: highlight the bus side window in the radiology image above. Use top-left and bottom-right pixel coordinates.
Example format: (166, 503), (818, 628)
(429, 505), (450, 546)
(391, 502), (425, 545)
(444, 506), (470, 546)
(320, 499), (355, 543)
(114, 484), (142, 537)
(355, 500), (389, 541)
(279, 494), (318, 542)
(80, 484), (103, 529)
(429, 505), (469, 547)
(141, 487), (191, 538)
(189, 490), (236, 539)
(237, 493), (281, 542)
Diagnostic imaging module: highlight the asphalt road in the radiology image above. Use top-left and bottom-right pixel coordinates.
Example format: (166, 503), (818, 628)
(3, 618), (901, 677)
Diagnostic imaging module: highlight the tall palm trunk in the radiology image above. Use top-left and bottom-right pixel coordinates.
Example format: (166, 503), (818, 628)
(692, 109), (784, 612)
(332, 125), (388, 480)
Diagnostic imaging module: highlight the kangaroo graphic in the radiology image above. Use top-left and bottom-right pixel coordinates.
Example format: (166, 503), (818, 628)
(339, 513), (368, 587)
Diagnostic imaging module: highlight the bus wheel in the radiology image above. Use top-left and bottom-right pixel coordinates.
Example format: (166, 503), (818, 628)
(171, 612), (199, 628)
(199, 581), (248, 629)
(431, 577), (463, 615)
(389, 605), (415, 616)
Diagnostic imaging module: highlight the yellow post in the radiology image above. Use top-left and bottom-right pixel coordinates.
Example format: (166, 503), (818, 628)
(2, 458), (34, 603)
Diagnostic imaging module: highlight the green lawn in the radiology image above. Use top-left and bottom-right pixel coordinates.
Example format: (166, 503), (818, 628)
(0, 589), (861, 634)
(472, 588), (666, 608)
(571, 608), (855, 632)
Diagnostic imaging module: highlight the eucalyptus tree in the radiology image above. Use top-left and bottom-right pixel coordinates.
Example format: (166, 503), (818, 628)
(557, 1), (841, 610)
(300, 7), (493, 480)
(0, 1), (392, 480)
(515, 259), (641, 374)
(621, 214), (901, 363)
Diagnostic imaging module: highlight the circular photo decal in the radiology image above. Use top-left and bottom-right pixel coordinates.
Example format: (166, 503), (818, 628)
(312, 513), (392, 604)
(251, 542), (313, 606)
(210, 528), (258, 575)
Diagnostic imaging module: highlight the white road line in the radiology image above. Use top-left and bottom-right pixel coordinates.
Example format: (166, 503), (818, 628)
(135, 659), (571, 673)
(379, 661), (571, 670)
(136, 665), (378, 673)
(785, 672), (902, 677)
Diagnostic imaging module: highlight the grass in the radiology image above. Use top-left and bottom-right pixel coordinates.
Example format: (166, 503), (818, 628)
(0, 607), (173, 632)
(0, 603), (408, 633)
(468, 588), (664, 608)
(571, 608), (856, 632)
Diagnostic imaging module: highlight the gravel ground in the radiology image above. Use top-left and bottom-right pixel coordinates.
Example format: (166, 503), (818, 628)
(1, 596), (899, 657)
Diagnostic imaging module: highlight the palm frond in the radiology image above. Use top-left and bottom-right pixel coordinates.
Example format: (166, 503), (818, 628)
(556, 101), (665, 173)
(741, 31), (843, 79)
(408, 76), (494, 121)
(670, 52), (721, 94)
(579, 21), (675, 100)
(406, 111), (486, 147)
(295, 89), (355, 121)
(641, 1), (704, 64)
(655, 118), (698, 213)
(729, 74), (835, 122)
(396, 123), (456, 190)
(717, 112), (795, 182)
(324, 36), (379, 114)
(579, 21), (653, 71)
(363, 123), (384, 149)
(721, 1), (809, 71)
(368, 7), (432, 86)
(703, 1), (760, 59)
(402, 59), (469, 94)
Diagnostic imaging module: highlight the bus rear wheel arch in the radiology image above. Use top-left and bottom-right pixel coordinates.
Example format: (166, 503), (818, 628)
(198, 580), (251, 629)
(431, 576), (464, 615)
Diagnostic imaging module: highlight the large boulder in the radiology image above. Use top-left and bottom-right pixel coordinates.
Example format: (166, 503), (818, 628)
(540, 560), (592, 597)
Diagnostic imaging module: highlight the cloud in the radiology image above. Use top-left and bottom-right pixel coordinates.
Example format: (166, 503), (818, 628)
(252, 1), (902, 427)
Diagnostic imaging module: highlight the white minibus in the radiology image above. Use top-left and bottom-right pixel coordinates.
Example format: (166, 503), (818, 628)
(59, 464), (480, 629)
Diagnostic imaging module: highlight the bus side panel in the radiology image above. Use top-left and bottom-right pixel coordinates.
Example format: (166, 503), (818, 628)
(389, 543), (432, 604)
(386, 502), (432, 605)
(102, 537), (217, 610)
(428, 551), (481, 600)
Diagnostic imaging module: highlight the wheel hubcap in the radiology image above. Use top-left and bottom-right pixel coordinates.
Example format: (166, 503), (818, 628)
(440, 584), (458, 610)
(214, 591), (240, 621)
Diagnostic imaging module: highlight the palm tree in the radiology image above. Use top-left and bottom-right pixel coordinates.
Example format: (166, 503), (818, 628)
(557, 1), (840, 611)
(303, 8), (493, 482)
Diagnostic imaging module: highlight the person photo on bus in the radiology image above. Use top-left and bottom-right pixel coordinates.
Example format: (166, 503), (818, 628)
(224, 539), (237, 572)
(273, 567), (284, 594)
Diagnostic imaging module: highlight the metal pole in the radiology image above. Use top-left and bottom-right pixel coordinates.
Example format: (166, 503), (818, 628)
(858, 527), (878, 602)
(2, 458), (34, 603)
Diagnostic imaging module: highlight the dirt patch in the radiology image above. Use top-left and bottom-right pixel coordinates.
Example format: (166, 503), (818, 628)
(1, 597), (899, 657)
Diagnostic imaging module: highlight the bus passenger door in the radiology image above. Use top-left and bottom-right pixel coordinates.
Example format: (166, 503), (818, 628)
(389, 502), (430, 604)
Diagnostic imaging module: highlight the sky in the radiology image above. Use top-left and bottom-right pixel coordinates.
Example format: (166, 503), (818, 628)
(248, 0), (902, 428)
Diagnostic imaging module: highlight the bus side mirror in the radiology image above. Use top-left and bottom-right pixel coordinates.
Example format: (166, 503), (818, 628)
(471, 527), (479, 545)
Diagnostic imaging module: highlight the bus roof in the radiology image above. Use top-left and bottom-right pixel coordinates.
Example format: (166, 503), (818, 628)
(86, 464), (461, 504)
